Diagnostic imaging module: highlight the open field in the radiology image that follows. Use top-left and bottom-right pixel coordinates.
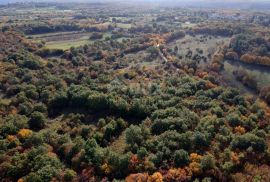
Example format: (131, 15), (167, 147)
(45, 36), (92, 50)
(116, 23), (132, 29)
(224, 60), (270, 88)
(31, 32), (113, 50)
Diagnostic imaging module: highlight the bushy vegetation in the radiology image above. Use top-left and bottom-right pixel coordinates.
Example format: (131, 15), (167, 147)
(0, 3), (270, 182)
(225, 34), (270, 66)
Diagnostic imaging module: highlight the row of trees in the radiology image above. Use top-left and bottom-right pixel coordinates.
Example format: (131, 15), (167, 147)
(226, 34), (270, 66)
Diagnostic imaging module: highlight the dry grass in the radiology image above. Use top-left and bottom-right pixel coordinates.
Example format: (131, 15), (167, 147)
(109, 132), (127, 154)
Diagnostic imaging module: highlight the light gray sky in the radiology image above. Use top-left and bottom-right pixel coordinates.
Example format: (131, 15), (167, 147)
(1, 0), (270, 5)
(1, 0), (270, 2)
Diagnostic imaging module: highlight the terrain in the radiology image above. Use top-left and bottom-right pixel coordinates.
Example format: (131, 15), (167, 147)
(0, 2), (270, 182)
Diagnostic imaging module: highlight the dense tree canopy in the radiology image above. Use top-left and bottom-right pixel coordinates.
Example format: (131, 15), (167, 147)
(0, 3), (270, 182)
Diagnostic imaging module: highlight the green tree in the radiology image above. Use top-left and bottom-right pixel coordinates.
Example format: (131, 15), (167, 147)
(174, 149), (189, 167)
(35, 165), (61, 182)
(231, 133), (267, 152)
(125, 125), (147, 151)
(29, 111), (46, 130)
(193, 131), (211, 149)
(63, 169), (77, 182)
(85, 139), (104, 166)
(25, 173), (42, 182)
(137, 147), (148, 160)
(201, 154), (216, 170)
(18, 102), (33, 115)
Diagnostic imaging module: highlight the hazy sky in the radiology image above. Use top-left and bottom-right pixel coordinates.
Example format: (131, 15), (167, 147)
(1, 0), (270, 2)
(1, 0), (270, 5)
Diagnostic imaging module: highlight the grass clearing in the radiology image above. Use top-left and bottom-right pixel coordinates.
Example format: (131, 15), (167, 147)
(117, 23), (132, 29)
(29, 31), (82, 39)
(45, 37), (92, 50)
(0, 98), (11, 107)
(109, 132), (127, 154)
(44, 32), (112, 50)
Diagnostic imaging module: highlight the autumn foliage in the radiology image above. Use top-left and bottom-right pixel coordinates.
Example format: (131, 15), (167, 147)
(17, 129), (33, 139)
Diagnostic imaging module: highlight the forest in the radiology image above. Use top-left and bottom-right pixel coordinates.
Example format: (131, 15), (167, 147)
(0, 1), (270, 182)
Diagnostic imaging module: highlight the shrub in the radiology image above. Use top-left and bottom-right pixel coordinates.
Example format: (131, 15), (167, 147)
(18, 102), (33, 115)
(102, 118), (127, 142)
(193, 131), (211, 149)
(17, 129), (32, 139)
(106, 151), (131, 177)
(231, 34), (250, 54)
(165, 31), (186, 43)
(129, 99), (152, 118)
(231, 133), (267, 152)
(24, 133), (44, 147)
(25, 173), (42, 182)
(25, 87), (39, 100)
(85, 139), (104, 166)
(63, 169), (77, 182)
(260, 86), (270, 105)
(173, 149), (189, 167)
(221, 161), (235, 173)
(29, 112), (46, 130)
(154, 131), (193, 152)
(225, 51), (239, 60)
(201, 154), (216, 170)
(0, 114), (28, 137)
(163, 168), (190, 181)
(33, 103), (47, 113)
(90, 32), (103, 40)
(125, 125), (144, 149)
(146, 47), (159, 59)
(35, 165), (61, 182)
(6, 152), (27, 179)
(227, 113), (242, 127)
(48, 91), (68, 115)
(86, 92), (109, 111)
(137, 147), (148, 160)
(108, 96), (129, 114)
(20, 59), (42, 70)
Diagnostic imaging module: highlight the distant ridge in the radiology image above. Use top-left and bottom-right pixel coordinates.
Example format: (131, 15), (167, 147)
(0, 0), (270, 10)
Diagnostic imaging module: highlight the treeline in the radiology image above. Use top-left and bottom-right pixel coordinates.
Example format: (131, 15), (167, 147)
(22, 24), (81, 35)
(190, 23), (247, 37)
(49, 84), (153, 119)
(225, 34), (270, 66)
(165, 31), (186, 43)
(18, 22), (114, 35)
(192, 27), (233, 37)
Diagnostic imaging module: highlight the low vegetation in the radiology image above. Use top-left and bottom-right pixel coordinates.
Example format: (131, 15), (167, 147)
(0, 2), (270, 182)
